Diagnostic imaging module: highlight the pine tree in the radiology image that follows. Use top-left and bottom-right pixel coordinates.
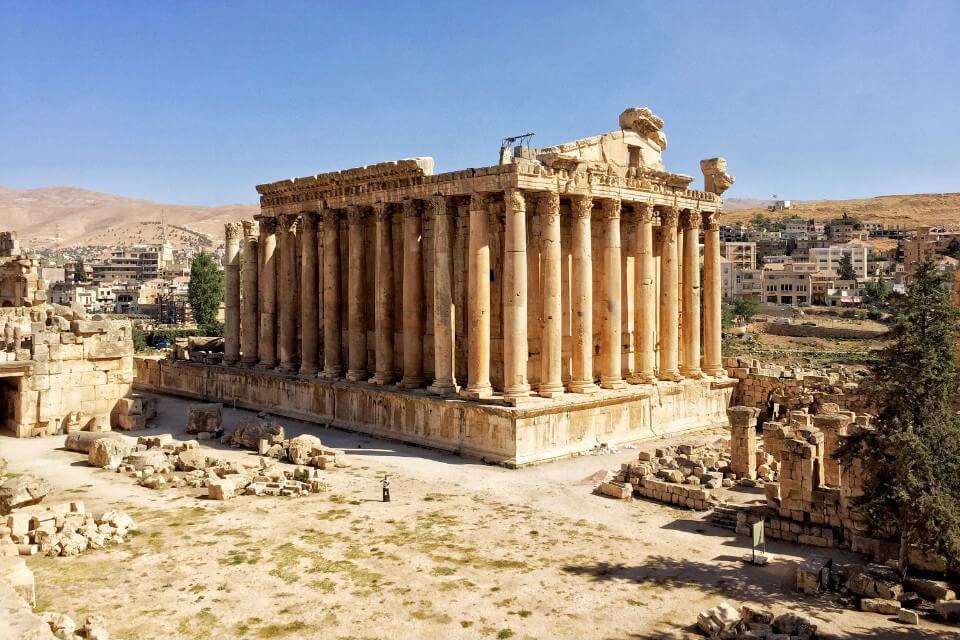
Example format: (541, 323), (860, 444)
(837, 262), (960, 575)
(837, 252), (857, 280)
(188, 251), (224, 333)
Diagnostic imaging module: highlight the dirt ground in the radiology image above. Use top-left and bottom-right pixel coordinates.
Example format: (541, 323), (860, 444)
(1, 394), (954, 640)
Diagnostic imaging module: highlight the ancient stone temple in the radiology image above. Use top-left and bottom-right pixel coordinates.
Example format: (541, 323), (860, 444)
(138, 107), (738, 465)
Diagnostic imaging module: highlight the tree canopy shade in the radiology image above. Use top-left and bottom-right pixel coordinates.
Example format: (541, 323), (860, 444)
(188, 251), (224, 333)
(836, 262), (960, 575)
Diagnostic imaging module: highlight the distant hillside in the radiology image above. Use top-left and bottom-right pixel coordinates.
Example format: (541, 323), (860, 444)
(0, 186), (258, 250)
(722, 198), (775, 212)
(722, 192), (960, 227)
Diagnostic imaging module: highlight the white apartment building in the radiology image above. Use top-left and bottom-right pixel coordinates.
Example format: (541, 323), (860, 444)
(810, 244), (869, 279)
(91, 242), (174, 283)
(719, 241), (756, 270)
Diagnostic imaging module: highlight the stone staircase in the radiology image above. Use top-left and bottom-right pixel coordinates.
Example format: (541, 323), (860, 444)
(708, 503), (741, 530)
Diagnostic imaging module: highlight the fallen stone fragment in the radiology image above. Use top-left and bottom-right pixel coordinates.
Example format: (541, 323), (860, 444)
(0, 475), (51, 515)
(904, 577), (955, 602)
(185, 403), (222, 434)
(88, 437), (132, 468)
(229, 414), (285, 449)
(897, 608), (919, 625)
(861, 598), (900, 615)
(63, 431), (127, 454)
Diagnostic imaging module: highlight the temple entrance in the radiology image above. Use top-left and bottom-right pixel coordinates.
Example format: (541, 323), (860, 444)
(0, 376), (20, 435)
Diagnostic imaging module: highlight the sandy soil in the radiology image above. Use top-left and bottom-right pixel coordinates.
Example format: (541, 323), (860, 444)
(1, 394), (953, 640)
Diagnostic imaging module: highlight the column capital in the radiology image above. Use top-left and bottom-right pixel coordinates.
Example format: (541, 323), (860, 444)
(600, 198), (622, 219)
(635, 202), (655, 222)
(372, 201), (392, 222)
(346, 205), (367, 225)
(257, 216), (278, 233)
(241, 220), (260, 239)
(658, 206), (679, 227)
(571, 195), (593, 218)
(402, 198), (420, 218)
(536, 190), (560, 216)
(504, 188), (526, 213)
(321, 208), (343, 223)
(278, 213), (300, 232)
(702, 210), (720, 231)
(225, 222), (243, 240)
(428, 194), (449, 216)
(469, 191), (490, 210)
(300, 211), (319, 230)
(681, 208), (702, 230)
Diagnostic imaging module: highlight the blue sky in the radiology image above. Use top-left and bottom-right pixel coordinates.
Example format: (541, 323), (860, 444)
(1, 1), (958, 205)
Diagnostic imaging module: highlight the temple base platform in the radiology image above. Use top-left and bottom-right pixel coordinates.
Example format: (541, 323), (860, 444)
(134, 357), (736, 467)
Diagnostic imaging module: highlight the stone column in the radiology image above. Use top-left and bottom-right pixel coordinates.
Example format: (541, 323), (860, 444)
(702, 211), (724, 376)
(399, 199), (424, 389)
(277, 214), (300, 372)
(629, 203), (656, 383)
(728, 406), (760, 480)
(345, 206), (368, 381)
(462, 192), (493, 399)
(428, 196), (458, 395)
(370, 203), (395, 385)
(299, 212), (320, 375)
(538, 191), (564, 397)
(240, 220), (259, 366)
(600, 198), (626, 389)
(658, 207), (681, 381)
(680, 210), (703, 378)
(813, 410), (853, 487)
(223, 222), (242, 365)
(500, 188), (531, 401)
(569, 196), (598, 393)
(256, 217), (278, 369)
(321, 211), (345, 379)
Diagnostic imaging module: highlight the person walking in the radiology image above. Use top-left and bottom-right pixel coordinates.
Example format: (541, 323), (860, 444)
(382, 475), (391, 502)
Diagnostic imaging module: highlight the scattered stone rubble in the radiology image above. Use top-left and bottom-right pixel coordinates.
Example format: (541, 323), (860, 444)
(185, 402), (222, 436)
(598, 409), (776, 511)
(0, 500), (136, 558)
(795, 558), (960, 625)
(695, 602), (818, 639)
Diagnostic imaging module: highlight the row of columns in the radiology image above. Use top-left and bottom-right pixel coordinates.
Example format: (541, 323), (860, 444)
(221, 191), (725, 400)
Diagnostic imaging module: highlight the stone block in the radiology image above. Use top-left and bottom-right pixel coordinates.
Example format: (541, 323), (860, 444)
(861, 598), (901, 615)
(904, 577), (955, 602)
(599, 481), (632, 500)
(897, 608), (919, 625)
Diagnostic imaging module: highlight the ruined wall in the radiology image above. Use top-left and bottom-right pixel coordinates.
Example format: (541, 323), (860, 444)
(1, 307), (134, 437)
(134, 357), (734, 466)
(763, 322), (887, 340)
(724, 358), (870, 418)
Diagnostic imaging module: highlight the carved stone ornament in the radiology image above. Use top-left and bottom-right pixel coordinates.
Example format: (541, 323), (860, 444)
(700, 157), (735, 196)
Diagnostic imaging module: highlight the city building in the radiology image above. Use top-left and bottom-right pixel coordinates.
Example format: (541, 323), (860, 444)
(762, 264), (812, 306)
(810, 244), (869, 279)
(90, 242), (174, 283)
(719, 241), (756, 270)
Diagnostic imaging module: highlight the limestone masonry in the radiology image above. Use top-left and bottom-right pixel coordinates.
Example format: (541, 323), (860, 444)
(139, 108), (738, 465)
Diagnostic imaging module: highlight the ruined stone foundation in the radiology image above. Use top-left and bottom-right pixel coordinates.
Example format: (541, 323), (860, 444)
(135, 358), (733, 466)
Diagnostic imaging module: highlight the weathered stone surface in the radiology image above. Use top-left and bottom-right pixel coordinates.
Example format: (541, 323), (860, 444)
(228, 415), (285, 449)
(0, 580), (55, 640)
(175, 449), (222, 472)
(88, 437), (132, 468)
(861, 598), (900, 615)
(287, 433), (324, 465)
(936, 599), (960, 622)
(904, 577), (955, 602)
(897, 608), (919, 625)
(40, 611), (76, 639)
(63, 431), (126, 454)
(123, 449), (168, 472)
(0, 555), (36, 607)
(0, 475), (51, 515)
(599, 481), (632, 499)
(185, 403), (222, 434)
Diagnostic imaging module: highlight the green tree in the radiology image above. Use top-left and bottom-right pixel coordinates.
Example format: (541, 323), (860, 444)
(74, 258), (88, 283)
(188, 251), (224, 333)
(732, 297), (759, 325)
(836, 263), (960, 576)
(862, 277), (889, 312)
(837, 252), (857, 280)
(944, 238), (960, 260)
